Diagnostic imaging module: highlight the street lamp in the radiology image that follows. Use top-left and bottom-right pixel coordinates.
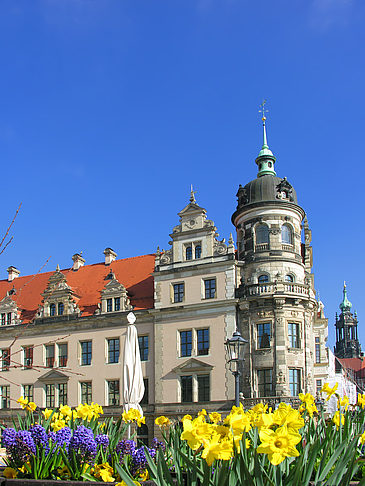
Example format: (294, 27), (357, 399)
(225, 330), (248, 407)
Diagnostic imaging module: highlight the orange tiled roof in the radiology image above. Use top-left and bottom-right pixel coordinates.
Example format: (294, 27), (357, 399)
(0, 254), (155, 323)
(339, 357), (365, 372)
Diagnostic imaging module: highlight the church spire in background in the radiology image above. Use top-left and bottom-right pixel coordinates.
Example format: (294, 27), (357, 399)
(256, 100), (276, 177)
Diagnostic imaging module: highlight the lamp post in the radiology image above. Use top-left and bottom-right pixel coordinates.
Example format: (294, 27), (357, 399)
(225, 330), (248, 407)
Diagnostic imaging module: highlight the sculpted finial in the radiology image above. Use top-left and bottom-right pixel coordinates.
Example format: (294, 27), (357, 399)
(190, 184), (196, 203)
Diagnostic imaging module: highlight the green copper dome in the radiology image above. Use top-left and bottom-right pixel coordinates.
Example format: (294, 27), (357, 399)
(255, 117), (276, 177)
(340, 283), (352, 312)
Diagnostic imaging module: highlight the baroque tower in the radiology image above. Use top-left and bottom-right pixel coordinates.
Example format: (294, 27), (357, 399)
(334, 284), (361, 359)
(232, 109), (328, 398)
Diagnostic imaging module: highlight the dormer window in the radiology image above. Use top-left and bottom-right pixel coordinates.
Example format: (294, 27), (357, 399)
(100, 274), (131, 314)
(195, 245), (201, 259)
(0, 293), (20, 326)
(58, 302), (64, 315)
(50, 304), (56, 316)
(186, 246), (192, 260)
(184, 242), (202, 261)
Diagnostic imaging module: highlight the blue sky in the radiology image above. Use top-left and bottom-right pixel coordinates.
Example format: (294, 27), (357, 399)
(0, 0), (364, 349)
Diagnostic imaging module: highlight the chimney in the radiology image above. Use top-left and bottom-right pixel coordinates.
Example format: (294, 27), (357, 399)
(72, 253), (85, 271)
(104, 248), (117, 265)
(7, 266), (20, 282)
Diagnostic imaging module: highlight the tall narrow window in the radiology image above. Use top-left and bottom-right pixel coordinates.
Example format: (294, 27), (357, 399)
(137, 423), (149, 446)
(197, 329), (209, 355)
(289, 369), (301, 396)
(114, 297), (120, 311)
(0, 386), (10, 409)
(58, 343), (68, 367)
(106, 298), (113, 312)
(58, 383), (68, 406)
(181, 375), (193, 402)
(1, 314), (5, 325)
(288, 323), (300, 348)
(197, 375), (210, 401)
(80, 382), (92, 404)
(81, 341), (92, 366)
(141, 378), (149, 405)
(108, 338), (120, 364)
(107, 380), (120, 405)
(58, 302), (64, 315)
(180, 330), (192, 357)
(23, 346), (33, 369)
(186, 246), (192, 260)
(46, 344), (55, 368)
(6, 313), (11, 325)
(1, 348), (10, 371)
(256, 224), (269, 244)
(138, 336), (149, 362)
(257, 369), (274, 397)
(316, 379), (322, 396)
(45, 384), (55, 408)
(173, 283), (184, 303)
(204, 279), (216, 299)
(315, 337), (321, 363)
(50, 303), (56, 316)
(281, 224), (293, 245)
(23, 385), (33, 402)
(195, 245), (202, 259)
(257, 323), (271, 349)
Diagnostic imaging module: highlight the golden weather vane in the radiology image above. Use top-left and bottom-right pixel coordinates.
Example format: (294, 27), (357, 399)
(259, 99), (268, 122)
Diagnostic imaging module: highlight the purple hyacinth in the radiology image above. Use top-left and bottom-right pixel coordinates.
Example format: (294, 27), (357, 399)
(95, 434), (109, 451)
(151, 437), (166, 452)
(116, 439), (136, 458)
(69, 425), (96, 463)
(8, 430), (36, 465)
(49, 427), (72, 454)
(130, 446), (156, 475)
(2, 428), (16, 448)
(30, 425), (49, 452)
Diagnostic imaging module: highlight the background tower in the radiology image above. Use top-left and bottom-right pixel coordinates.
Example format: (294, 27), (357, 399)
(334, 283), (361, 359)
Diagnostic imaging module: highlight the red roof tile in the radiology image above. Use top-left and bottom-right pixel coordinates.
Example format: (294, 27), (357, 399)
(0, 254), (155, 323)
(339, 357), (365, 372)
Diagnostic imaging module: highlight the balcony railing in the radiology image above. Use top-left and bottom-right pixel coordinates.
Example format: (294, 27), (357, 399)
(244, 282), (311, 298)
(255, 243), (269, 252)
(282, 244), (294, 251)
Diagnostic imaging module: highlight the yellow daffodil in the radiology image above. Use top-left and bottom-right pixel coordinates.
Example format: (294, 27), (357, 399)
(333, 411), (345, 429)
(338, 396), (349, 411)
(198, 408), (207, 417)
(17, 396), (37, 412)
(257, 425), (302, 465)
(59, 405), (72, 418)
(299, 393), (315, 405)
(42, 408), (54, 420)
(180, 417), (203, 450)
(321, 383), (338, 401)
(51, 418), (67, 431)
(115, 482), (141, 486)
(209, 412), (222, 424)
(3, 467), (18, 478)
(360, 431), (365, 445)
(94, 463), (115, 482)
(122, 408), (145, 427)
(155, 415), (171, 427)
(358, 394), (365, 409)
(201, 433), (233, 466)
(273, 404), (304, 430)
(139, 469), (149, 481)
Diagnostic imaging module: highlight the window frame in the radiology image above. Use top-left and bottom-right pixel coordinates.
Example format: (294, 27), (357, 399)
(257, 323), (271, 349)
(80, 341), (92, 366)
(0, 385), (10, 409)
(107, 338), (120, 364)
(80, 381), (92, 404)
(289, 368), (301, 396)
(50, 303), (56, 316)
(45, 383), (55, 408)
(173, 283), (185, 303)
(315, 336), (321, 363)
(1, 348), (10, 371)
(204, 278), (216, 299)
(58, 383), (68, 406)
(58, 343), (68, 367)
(197, 374), (210, 402)
(197, 328), (210, 356)
(288, 322), (300, 349)
(23, 384), (33, 403)
(107, 379), (120, 406)
(23, 346), (34, 369)
(281, 224), (293, 245)
(138, 335), (149, 362)
(180, 375), (193, 403)
(255, 223), (269, 245)
(257, 368), (274, 397)
(180, 330), (192, 358)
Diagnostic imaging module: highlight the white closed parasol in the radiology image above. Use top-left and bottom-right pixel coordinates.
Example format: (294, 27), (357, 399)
(123, 311), (145, 415)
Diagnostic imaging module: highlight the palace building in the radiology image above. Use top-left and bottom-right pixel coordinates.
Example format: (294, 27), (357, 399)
(0, 117), (330, 440)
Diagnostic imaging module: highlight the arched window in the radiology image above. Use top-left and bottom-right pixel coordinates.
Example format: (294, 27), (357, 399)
(256, 224), (269, 244)
(186, 246), (192, 260)
(50, 303), (56, 316)
(285, 274), (294, 283)
(58, 302), (64, 315)
(258, 274), (269, 284)
(281, 224), (293, 245)
(195, 245), (202, 259)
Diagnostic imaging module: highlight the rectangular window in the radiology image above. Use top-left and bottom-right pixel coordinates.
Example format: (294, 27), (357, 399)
(289, 369), (301, 396)
(181, 375), (193, 402)
(1, 348), (10, 371)
(0, 386), (10, 409)
(58, 343), (68, 367)
(204, 279), (216, 299)
(257, 323), (271, 349)
(257, 369), (274, 397)
(80, 382), (92, 404)
(23, 385), (33, 402)
(114, 297), (120, 311)
(288, 323), (300, 348)
(197, 374), (210, 402)
(45, 344), (55, 368)
(138, 336), (149, 362)
(108, 338), (120, 364)
(81, 341), (92, 366)
(23, 346), (33, 369)
(1, 314), (5, 326)
(6, 313), (11, 325)
(141, 378), (149, 405)
(107, 380), (120, 406)
(106, 298), (113, 312)
(180, 330), (192, 357)
(315, 337), (321, 363)
(173, 283), (184, 303)
(316, 379), (322, 396)
(197, 329), (209, 355)
(45, 384), (55, 408)
(58, 383), (68, 406)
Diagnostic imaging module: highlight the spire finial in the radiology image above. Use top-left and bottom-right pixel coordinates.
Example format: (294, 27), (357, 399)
(190, 184), (196, 203)
(256, 100), (276, 177)
(340, 281), (352, 312)
(56, 264), (60, 271)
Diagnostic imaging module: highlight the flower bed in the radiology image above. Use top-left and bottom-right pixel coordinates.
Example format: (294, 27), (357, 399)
(1, 385), (365, 485)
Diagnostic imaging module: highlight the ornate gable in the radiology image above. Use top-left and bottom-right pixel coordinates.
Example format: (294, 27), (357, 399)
(37, 369), (69, 383)
(0, 291), (21, 325)
(96, 270), (132, 314)
(172, 358), (214, 374)
(37, 265), (80, 319)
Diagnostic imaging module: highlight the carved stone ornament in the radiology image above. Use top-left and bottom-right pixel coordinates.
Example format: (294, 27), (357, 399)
(269, 228), (280, 235)
(276, 177), (294, 202)
(184, 219), (196, 229)
(255, 348), (271, 356)
(160, 249), (172, 264)
(213, 238), (228, 256)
